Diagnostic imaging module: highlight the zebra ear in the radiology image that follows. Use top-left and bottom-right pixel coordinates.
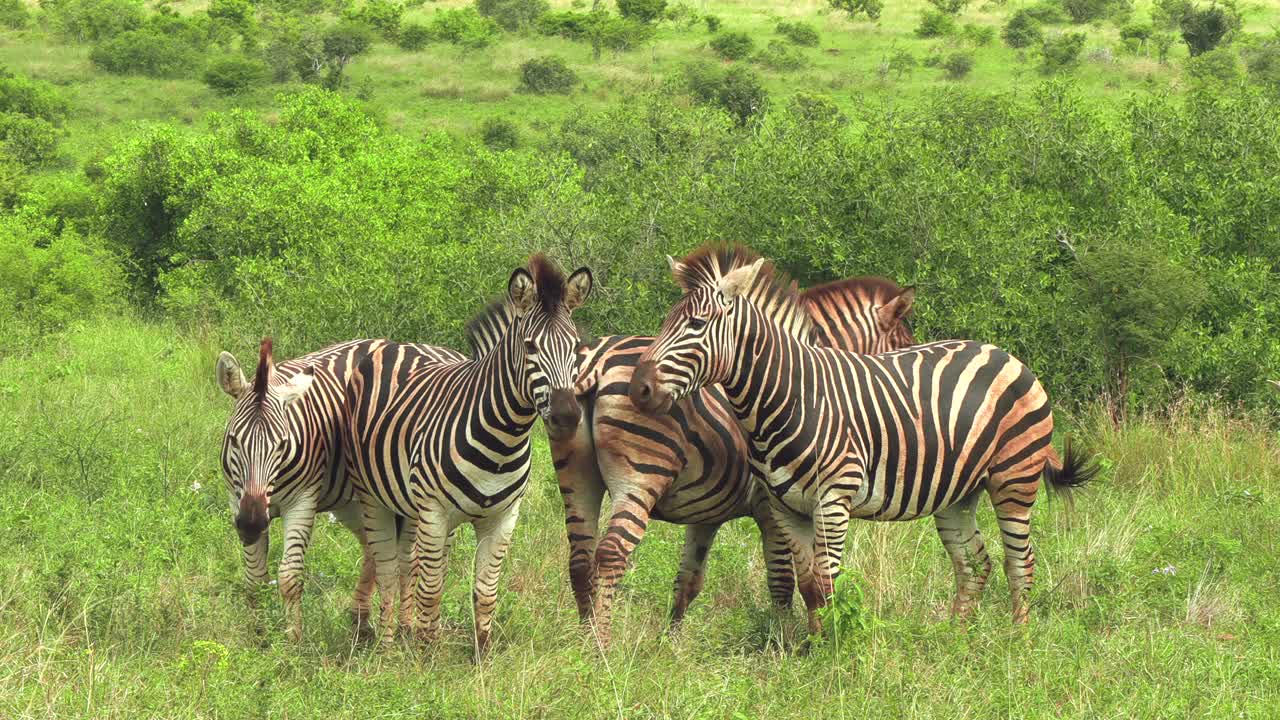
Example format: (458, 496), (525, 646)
(565, 267), (593, 313)
(877, 286), (915, 331)
(667, 255), (687, 276)
(277, 366), (315, 407)
(216, 352), (247, 399)
(508, 267), (537, 316)
(1269, 379), (1280, 393)
(717, 258), (764, 305)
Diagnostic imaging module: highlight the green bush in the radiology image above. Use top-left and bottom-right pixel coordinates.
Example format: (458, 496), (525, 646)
(1243, 38), (1280, 91)
(709, 31), (753, 60)
(962, 23), (996, 45)
(40, 0), (144, 43)
(1186, 46), (1241, 83)
(518, 55), (578, 94)
(0, 214), (123, 337)
(1061, 0), (1131, 23)
(207, 0), (255, 39)
(475, 0), (549, 31)
(616, 0), (665, 24)
(88, 29), (205, 78)
(0, 68), (70, 125)
(1024, 0), (1069, 24)
(885, 47), (917, 79)
(775, 21), (819, 47)
(828, 0), (883, 21)
(683, 61), (768, 125)
(943, 50), (975, 78)
(203, 55), (270, 95)
(397, 21), (432, 50)
(754, 39), (808, 71)
(927, 0), (970, 14)
(428, 7), (500, 48)
(481, 117), (520, 150)
(703, 14), (720, 32)
(0, 0), (30, 29)
(535, 10), (591, 38)
(1152, 0), (1192, 29)
(915, 10), (956, 38)
(0, 114), (59, 167)
(1040, 31), (1086, 73)
(347, 0), (404, 41)
(1002, 10), (1042, 48)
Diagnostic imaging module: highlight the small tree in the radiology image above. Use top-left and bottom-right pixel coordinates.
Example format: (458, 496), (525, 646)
(1180, 4), (1230, 56)
(927, 0), (969, 15)
(828, 0), (883, 21)
(475, 0), (550, 31)
(0, 0), (31, 29)
(616, 0), (666, 24)
(1119, 22), (1152, 54)
(943, 50), (974, 79)
(321, 20), (375, 89)
(518, 55), (578, 94)
(480, 117), (520, 150)
(1151, 0), (1192, 29)
(1040, 31), (1086, 73)
(203, 55), (270, 95)
(775, 21), (819, 47)
(709, 31), (754, 60)
(397, 22), (432, 50)
(915, 10), (956, 38)
(887, 47), (917, 79)
(1002, 10), (1042, 49)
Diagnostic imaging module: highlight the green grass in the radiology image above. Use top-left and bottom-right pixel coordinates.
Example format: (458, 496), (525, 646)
(6, 0), (1280, 168)
(3, 317), (1279, 718)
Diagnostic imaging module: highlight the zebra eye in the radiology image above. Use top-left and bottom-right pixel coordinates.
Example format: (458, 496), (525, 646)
(687, 318), (708, 333)
(524, 338), (537, 355)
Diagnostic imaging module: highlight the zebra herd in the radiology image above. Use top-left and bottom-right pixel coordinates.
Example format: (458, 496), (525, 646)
(215, 246), (1095, 655)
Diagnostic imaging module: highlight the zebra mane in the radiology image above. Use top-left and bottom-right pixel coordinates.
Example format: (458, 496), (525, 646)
(675, 244), (814, 342)
(252, 337), (273, 401)
(528, 253), (567, 316)
(800, 276), (907, 307)
(464, 298), (517, 359)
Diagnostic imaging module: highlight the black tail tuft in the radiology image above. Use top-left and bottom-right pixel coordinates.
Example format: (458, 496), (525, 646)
(1045, 438), (1099, 490)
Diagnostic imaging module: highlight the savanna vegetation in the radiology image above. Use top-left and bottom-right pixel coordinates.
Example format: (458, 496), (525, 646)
(3, 0), (1280, 716)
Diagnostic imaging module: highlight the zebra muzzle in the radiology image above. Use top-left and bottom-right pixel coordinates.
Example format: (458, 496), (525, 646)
(545, 389), (583, 439)
(629, 361), (673, 414)
(235, 493), (270, 546)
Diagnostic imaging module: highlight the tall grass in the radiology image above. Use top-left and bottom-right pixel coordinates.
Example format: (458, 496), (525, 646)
(1, 317), (1278, 717)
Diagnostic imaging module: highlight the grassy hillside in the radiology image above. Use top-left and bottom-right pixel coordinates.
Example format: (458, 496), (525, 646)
(5, 0), (1280, 166)
(2, 317), (1278, 718)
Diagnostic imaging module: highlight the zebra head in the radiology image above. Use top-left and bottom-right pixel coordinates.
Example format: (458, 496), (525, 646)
(631, 250), (768, 414)
(215, 338), (314, 546)
(506, 255), (593, 439)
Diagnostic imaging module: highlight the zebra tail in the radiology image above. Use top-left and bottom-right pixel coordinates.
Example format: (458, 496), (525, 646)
(1043, 438), (1099, 493)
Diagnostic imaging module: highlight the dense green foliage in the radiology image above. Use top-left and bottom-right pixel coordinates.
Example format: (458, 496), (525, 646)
(710, 30), (754, 59)
(828, 0), (883, 22)
(615, 0), (666, 24)
(915, 10), (957, 39)
(203, 55), (271, 96)
(475, 0), (549, 31)
(518, 55), (578, 94)
(1041, 30), (1087, 73)
(775, 20), (819, 47)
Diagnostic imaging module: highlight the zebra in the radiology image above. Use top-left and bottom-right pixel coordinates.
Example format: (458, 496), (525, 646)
(554, 277), (916, 646)
(343, 255), (593, 654)
(629, 245), (1097, 633)
(215, 337), (456, 641)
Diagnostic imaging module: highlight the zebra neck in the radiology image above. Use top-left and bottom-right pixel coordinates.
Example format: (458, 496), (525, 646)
(470, 337), (539, 438)
(722, 314), (812, 443)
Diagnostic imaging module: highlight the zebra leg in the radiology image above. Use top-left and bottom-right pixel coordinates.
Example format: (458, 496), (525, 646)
(670, 523), (720, 627)
(332, 501), (376, 639)
(811, 495), (852, 622)
(771, 503), (820, 635)
(397, 516), (418, 635)
(278, 498), (319, 643)
(752, 494), (795, 609)
(409, 511), (453, 643)
(932, 491), (992, 621)
(988, 472), (1041, 625)
(591, 470), (671, 648)
(471, 502), (522, 659)
(242, 528), (270, 608)
(361, 497), (401, 646)
(554, 423), (606, 623)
